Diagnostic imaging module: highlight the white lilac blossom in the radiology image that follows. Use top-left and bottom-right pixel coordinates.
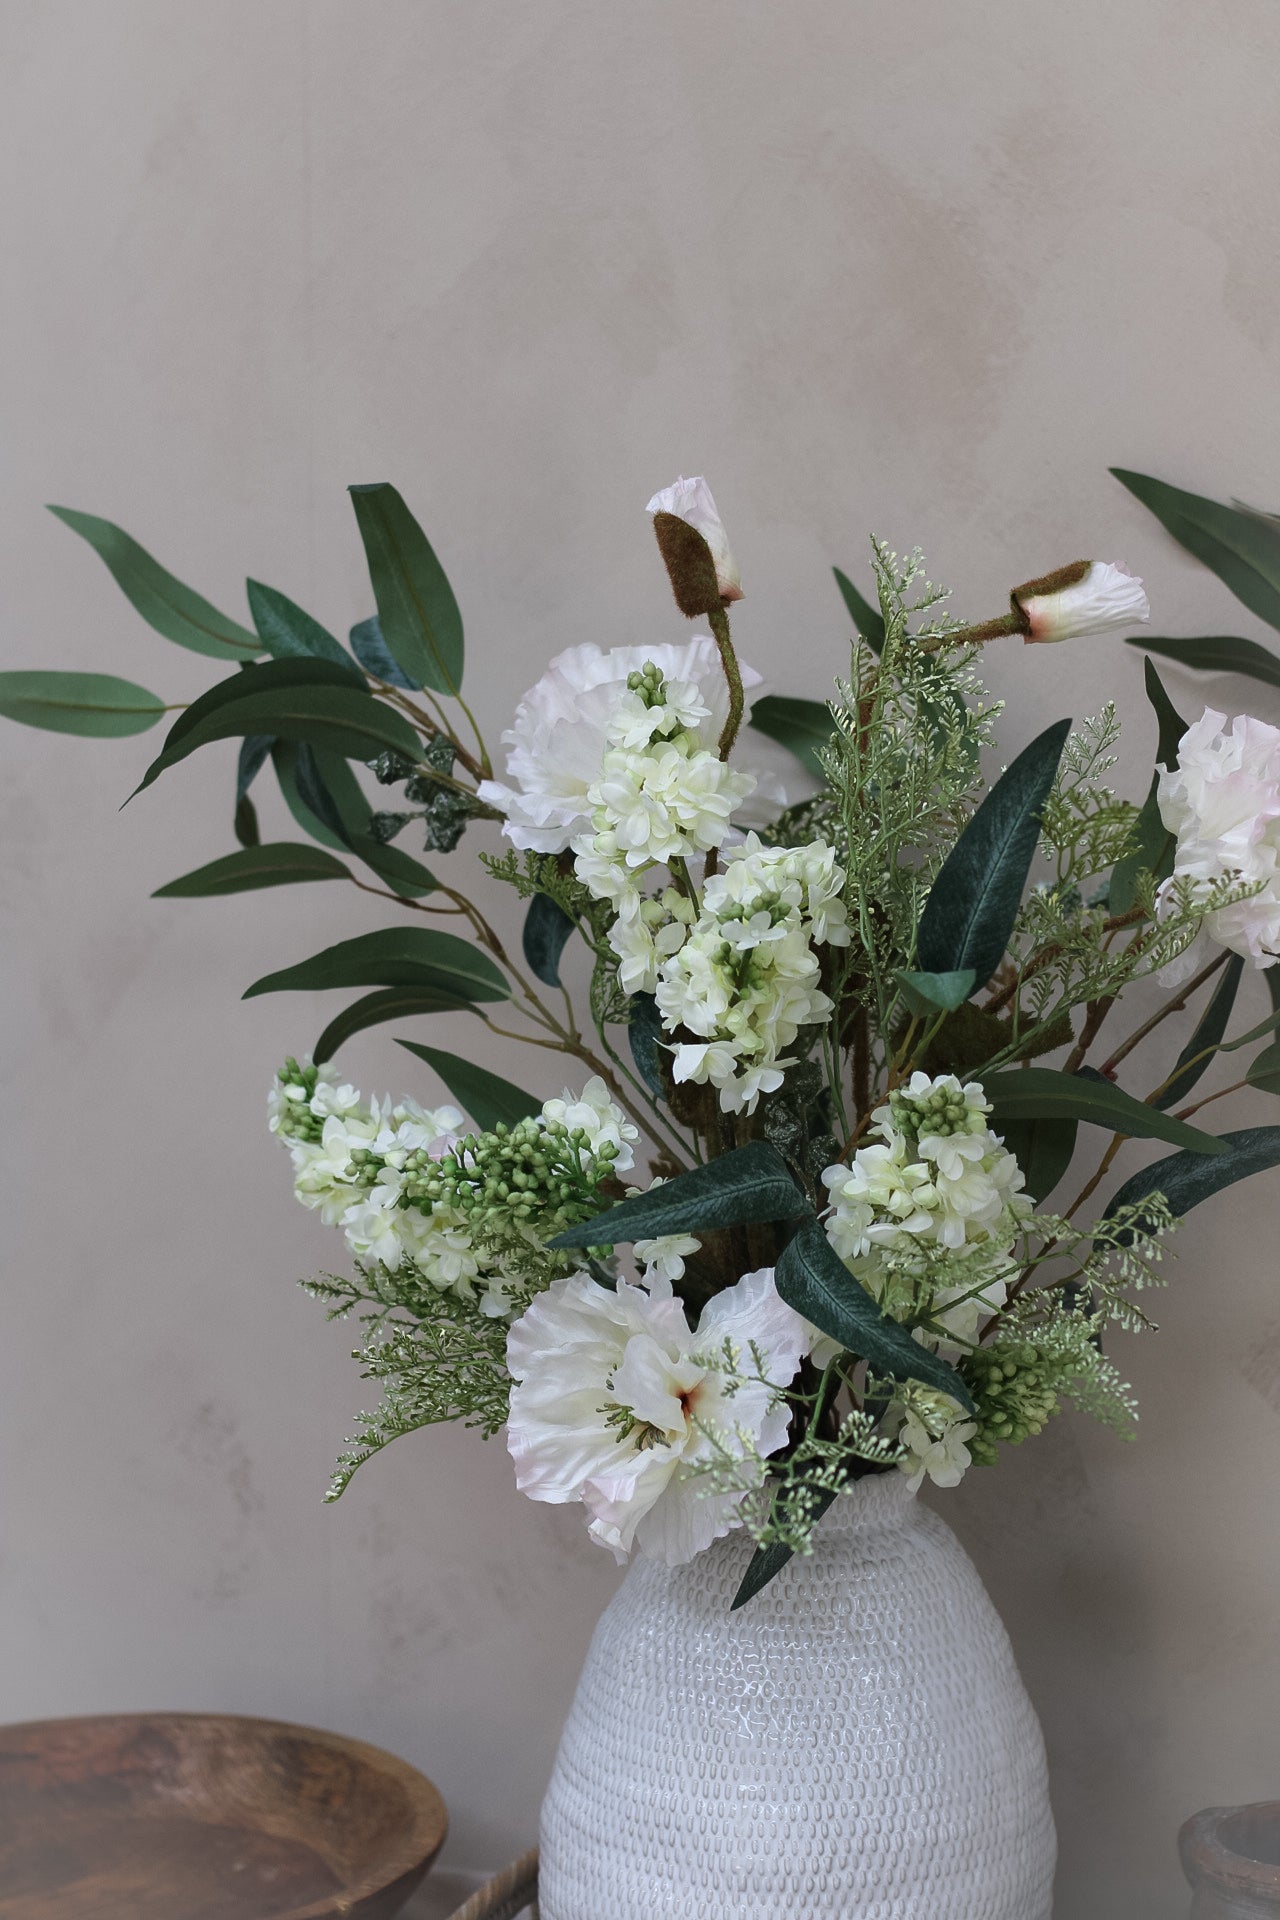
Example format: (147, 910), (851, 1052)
(1156, 708), (1280, 972)
(654, 836), (850, 1114)
(1013, 561), (1149, 644)
(645, 475), (743, 604)
(477, 638), (762, 852)
(892, 1389), (978, 1491)
(540, 1075), (640, 1175)
(505, 1267), (811, 1564)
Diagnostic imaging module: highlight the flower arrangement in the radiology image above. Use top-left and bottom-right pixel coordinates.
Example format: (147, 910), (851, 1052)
(7, 470), (1280, 1605)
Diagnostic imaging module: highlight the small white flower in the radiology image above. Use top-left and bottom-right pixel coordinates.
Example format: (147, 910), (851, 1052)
(633, 1231), (702, 1282)
(506, 1267), (812, 1564)
(1157, 707), (1280, 971)
(645, 475), (743, 604)
(895, 1392), (977, 1491)
(1014, 561), (1149, 644)
(541, 1075), (639, 1174)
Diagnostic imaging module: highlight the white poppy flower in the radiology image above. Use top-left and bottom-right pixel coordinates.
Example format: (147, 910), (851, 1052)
(1014, 561), (1149, 643)
(645, 475), (743, 604)
(1157, 707), (1280, 970)
(477, 638), (763, 853)
(505, 1268), (812, 1565)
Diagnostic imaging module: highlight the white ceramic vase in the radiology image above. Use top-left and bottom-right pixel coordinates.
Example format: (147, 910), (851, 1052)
(539, 1474), (1055, 1920)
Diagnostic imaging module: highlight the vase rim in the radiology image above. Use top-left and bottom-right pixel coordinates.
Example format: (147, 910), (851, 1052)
(1180, 1803), (1280, 1895)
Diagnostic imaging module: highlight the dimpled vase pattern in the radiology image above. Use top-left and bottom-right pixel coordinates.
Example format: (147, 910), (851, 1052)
(539, 1475), (1055, 1919)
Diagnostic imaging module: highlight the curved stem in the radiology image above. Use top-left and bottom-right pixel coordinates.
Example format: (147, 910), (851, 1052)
(707, 605), (744, 761)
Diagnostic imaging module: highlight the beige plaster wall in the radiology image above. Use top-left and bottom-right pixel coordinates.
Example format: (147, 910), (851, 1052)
(3, 2), (1280, 1912)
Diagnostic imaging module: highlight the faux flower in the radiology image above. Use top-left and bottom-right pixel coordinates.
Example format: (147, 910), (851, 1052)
(893, 1389), (977, 1491)
(477, 639), (762, 853)
(645, 475), (743, 605)
(1157, 707), (1280, 970)
(540, 1075), (639, 1174)
(506, 1268), (811, 1564)
(1013, 561), (1149, 644)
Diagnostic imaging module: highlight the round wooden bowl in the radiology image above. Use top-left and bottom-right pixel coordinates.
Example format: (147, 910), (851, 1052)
(0, 1711), (447, 1920)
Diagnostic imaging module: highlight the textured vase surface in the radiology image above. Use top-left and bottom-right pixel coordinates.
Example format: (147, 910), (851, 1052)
(539, 1474), (1056, 1920)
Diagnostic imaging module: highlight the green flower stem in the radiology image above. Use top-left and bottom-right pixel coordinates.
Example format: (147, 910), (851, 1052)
(707, 604), (745, 761)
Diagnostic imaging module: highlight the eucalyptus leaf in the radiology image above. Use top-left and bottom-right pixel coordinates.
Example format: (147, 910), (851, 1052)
(1152, 956), (1244, 1110)
(1108, 777), (1172, 915)
(1102, 1127), (1280, 1239)
(237, 733), (275, 803)
(628, 993), (667, 1101)
(272, 741), (349, 850)
(523, 893), (576, 988)
(314, 987), (480, 1063)
(396, 1041), (540, 1131)
(732, 1483), (841, 1610)
(1111, 470), (1280, 630)
(774, 1220), (975, 1412)
(1126, 632), (1280, 692)
(550, 1140), (809, 1248)
(896, 968), (976, 1016)
(748, 695), (834, 779)
(832, 566), (886, 652)
(349, 614), (421, 690)
(48, 505), (261, 658)
(290, 743), (437, 898)
(984, 1066), (1226, 1154)
(1142, 656), (1188, 770)
(349, 483), (464, 695)
(916, 717), (1071, 984)
(0, 670), (165, 737)
(1246, 1040), (1280, 1097)
(244, 926), (509, 1003)
(998, 1115), (1078, 1205)
(246, 579), (363, 679)
(234, 794), (260, 847)
(152, 842), (350, 897)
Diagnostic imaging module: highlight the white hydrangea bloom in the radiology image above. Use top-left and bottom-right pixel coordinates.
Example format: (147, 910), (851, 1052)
(476, 638), (762, 853)
(645, 475), (743, 604)
(506, 1267), (811, 1564)
(893, 1390), (977, 1491)
(541, 1075), (639, 1174)
(580, 736), (755, 870)
(1157, 707), (1280, 972)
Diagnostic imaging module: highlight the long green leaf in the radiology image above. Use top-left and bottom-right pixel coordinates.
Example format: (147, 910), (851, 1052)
(628, 993), (667, 1100)
(314, 987), (480, 1063)
(1108, 776), (1172, 915)
(916, 718), (1071, 984)
(349, 483), (464, 695)
(832, 567), (886, 652)
(0, 670), (165, 737)
(748, 695), (833, 779)
(246, 579), (363, 679)
(48, 506), (260, 658)
(1111, 470), (1280, 630)
(523, 893), (576, 988)
(896, 969), (976, 1016)
(1126, 632), (1280, 691)
(1246, 1040), (1280, 1097)
(1152, 956), (1245, 1110)
(984, 1067), (1226, 1154)
(290, 743), (437, 898)
(1142, 655), (1188, 770)
(244, 927), (509, 1003)
(997, 1116), (1078, 1205)
(396, 1041), (540, 1131)
(774, 1220), (975, 1411)
(152, 842), (351, 896)
(1102, 1127), (1280, 1238)
(135, 677), (423, 795)
(349, 614), (420, 690)
(550, 1141), (809, 1248)
(273, 740), (348, 850)
(732, 1482), (841, 1611)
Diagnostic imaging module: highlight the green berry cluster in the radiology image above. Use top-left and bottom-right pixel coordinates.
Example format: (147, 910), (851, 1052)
(402, 1116), (617, 1239)
(965, 1342), (1060, 1466)
(274, 1057), (324, 1142)
(889, 1081), (987, 1144)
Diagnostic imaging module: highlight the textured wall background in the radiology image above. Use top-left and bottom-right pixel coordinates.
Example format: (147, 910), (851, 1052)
(3, 2), (1280, 1913)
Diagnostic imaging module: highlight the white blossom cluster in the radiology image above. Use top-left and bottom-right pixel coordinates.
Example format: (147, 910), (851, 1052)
(1157, 707), (1280, 976)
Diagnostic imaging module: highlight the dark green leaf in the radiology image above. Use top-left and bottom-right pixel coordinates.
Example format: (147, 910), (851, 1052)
(896, 968), (976, 1016)
(237, 733), (275, 803)
(832, 567), (886, 653)
(917, 718), (1071, 984)
(349, 614), (420, 690)
(628, 993), (666, 1100)
(273, 740), (348, 850)
(290, 743), (437, 898)
(732, 1484), (841, 1611)
(1102, 1127), (1280, 1239)
(246, 579), (363, 679)
(1142, 656), (1187, 770)
(1152, 956), (1244, 1109)
(523, 893), (576, 987)
(1221, 1006), (1280, 1052)
(1126, 632), (1280, 692)
(349, 483), (464, 694)
(48, 505), (261, 659)
(244, 926), (509, 1003)
(774, 1220), (975, 1411)
(234, 793), (260, 847)
(748, 694), (833, 779)
(549, 1140), (809, 1248)
(0, 670), (165, 737)
(314, 987), (480, 1063)
(152, 842), (351, 897)
(984, 1066), (1226, 1154)
(162, 658), (359, 752)
(997, 1115), (1078, 1205)
(1111, 470), (1280, 630)
(396, 1041), (540, 1131)
(1247, 1040), (1280, 1097)
(1108, 776), (1172, 915)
